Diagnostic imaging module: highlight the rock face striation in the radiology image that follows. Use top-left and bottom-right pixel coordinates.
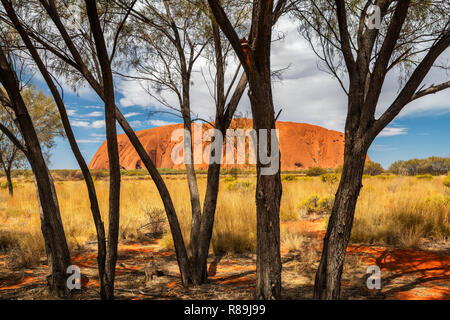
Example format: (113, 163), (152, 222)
(88, 119), (349, 171)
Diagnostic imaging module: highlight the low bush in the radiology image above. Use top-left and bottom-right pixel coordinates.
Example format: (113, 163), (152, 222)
(0, 181), (18, 190)
(226, 179), (253, 191)
(320, 173), (339, 184)
(281, 174), (297, 181)
(415, 174), (433, 180)
(298, 195), (334, 215)
(306, 167), (328, 176)
(443, 175), (450, 188)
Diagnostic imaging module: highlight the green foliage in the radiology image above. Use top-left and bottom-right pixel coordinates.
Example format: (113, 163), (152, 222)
(364, 161), (385, 176)
(222, 176), (237, 183)
(0, 181), (18, 189)
(415, 174), (433, 180)
(443, 175), (450, 188)
(306, 167), (328, 176)
(226, 179), (253, 191)
(320, 173), (339, 184)
(389, 156), (450, 176)
(334, 165), (343, 174)
(298, 195), (334, 215)
(281, 174), (297, 181)
(0, 86), (64, 181)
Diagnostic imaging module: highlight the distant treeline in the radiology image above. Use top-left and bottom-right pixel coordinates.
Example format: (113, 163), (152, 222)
(388, 156), (450, 176)
(2, 157), (449, 180)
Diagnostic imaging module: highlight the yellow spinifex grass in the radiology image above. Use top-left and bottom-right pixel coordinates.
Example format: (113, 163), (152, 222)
(0, 174), (448, 266)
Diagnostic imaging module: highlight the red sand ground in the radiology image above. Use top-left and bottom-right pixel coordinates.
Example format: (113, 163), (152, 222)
(0, 220), (448, 300)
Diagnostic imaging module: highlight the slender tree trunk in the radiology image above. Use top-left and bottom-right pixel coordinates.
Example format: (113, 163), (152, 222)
(114, 109), (191, 286)
(5, 168), (13, 196)
(250, 82), (282, 300)
(85, 0), (121, 300)
(183, 119), (203, 284)
(314, 138), (368, 299)
(0, 48), (71, 297)
(2, 1), (108, 298)
(194, 161), (222, 283)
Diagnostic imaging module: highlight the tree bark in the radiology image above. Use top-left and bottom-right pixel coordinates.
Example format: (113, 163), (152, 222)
(85, 0), (121, 300)
(314, 135), (368, 299)
(208, 0), (283, 299)
(1, 0), (108, 298)
(0, 48), (71, 297)
(250, 82), (282, 300)
(5, 168), (13, 196)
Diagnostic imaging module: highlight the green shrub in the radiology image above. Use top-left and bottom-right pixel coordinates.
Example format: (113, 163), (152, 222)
(416, 174), (433, 180)
(222, 176), (237, 183)
(281, 174), (297, 181)
(334, 165), (343, 174)
(226, 179), (253, 191)
(443, 174), (450, 188)
(298, 195), (334, 215)
(0, 181), (18, 189)
(306, 167), (328, 176)
(364, 161), (385, 176)
(320, 173), (339, 184)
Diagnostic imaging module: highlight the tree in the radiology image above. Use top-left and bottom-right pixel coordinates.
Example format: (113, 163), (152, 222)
(208, 0), (291, 299)
(389, 157), (450, 175)
(0, 86), (64, 196)
(363, 161), (384, 176)
(0, 0), (109, 300)
(114, 0), (250, 285)
(0, 47), (71, 297)
(292, 0), (449, 299)
(0, 0), (127, 299)
(2, 0), (192, 295)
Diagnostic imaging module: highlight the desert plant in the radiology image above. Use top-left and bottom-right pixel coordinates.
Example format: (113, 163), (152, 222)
(281, 174), (297, 181)
(299, 195), (334, 215)
(364, 161), (385, 176)
(320, 173), (339, 184)
(306, 167), (328, 176)
(141, 206), (167, 238)
(226, 179), (253, 191)
(443, 175), (450, 188)
(416, 174), (433, 180)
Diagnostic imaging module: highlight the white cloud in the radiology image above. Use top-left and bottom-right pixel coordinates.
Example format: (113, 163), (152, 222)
(148, 119), (178, 127)
(124, 112), (143, 118)
(67, 109), (76, 116)
(92, 120), (105, 128)
(379, 127), (408, 137)
(76, 139), (103, 144)
(114, 15), (450, 135)
(90, 133), (106, 138)
(71, 120), (90, 128)
(84, 111), (103, 117)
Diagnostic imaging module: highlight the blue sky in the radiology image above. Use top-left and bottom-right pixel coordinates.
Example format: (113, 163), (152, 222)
(46, 85), (450, 170)
(47, 88), (182, 169)
(34, 17), (449, 170)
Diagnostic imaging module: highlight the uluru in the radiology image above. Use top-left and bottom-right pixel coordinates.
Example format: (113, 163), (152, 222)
(88, 119), (348, 171)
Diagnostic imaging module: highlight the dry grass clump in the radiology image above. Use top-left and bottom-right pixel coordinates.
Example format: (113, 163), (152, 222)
(351, 177), (450, 247)
(0, 174), (448, 265)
